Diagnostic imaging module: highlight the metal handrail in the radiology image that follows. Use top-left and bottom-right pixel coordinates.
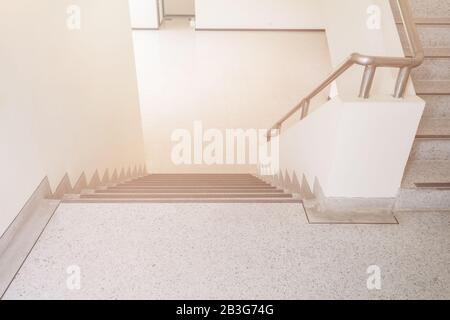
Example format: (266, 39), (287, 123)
(267, 0), (424, 141)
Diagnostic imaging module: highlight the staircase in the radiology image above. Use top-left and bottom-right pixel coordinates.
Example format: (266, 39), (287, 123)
(64, 174), (300, 204)
(394, 0), (450, 210)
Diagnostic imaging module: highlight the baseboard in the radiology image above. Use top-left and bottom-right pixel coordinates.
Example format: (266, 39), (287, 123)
(132, 28), (159, 31)
(303, 199), (399, 225)
(0, 164), (147, 298)
(195, 28), (325, 32)
(304, 179), (398, 224)
(259, 172), (398, 225)
(0, 178), (60, 298)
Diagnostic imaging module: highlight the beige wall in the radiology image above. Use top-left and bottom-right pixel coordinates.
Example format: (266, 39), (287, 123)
(195, 0), (324, 30)
(133, 19), (332, 173)
(0, 0), (146, 236)
(319, 0), (414, 97)
(196, 0), (411, 96)
(129, 0), (160, 29)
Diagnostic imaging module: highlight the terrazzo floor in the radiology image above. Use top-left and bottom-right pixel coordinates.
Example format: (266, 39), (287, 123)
(2, 203), (450, 300)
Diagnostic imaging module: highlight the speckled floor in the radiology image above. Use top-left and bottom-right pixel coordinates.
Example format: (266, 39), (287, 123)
(3, 203), (450, 300)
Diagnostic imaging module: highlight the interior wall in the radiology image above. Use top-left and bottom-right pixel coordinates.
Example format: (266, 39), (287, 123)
(164, 0), (195, 16)
(319, 0), (415, 97)
(133, 19), (332, 173)
(0, 0), (146, 236)
(129, 0), (159, 28)
(195, 0), (412, 96)
(195, 0), (325, 30)
(269, 96), (424, 199)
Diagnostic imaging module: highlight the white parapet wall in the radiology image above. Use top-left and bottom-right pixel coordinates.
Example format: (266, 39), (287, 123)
(263, 96), (425, 200)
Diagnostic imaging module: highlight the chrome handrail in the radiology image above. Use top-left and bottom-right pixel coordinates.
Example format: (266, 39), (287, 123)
(267, 0), (424, 141)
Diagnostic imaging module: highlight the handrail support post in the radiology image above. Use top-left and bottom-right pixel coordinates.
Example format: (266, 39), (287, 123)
(393, 66), (411, 98)
(359, 65), (377, 99)
(300, 100), (310, 120)
(268, 0), (423, 134)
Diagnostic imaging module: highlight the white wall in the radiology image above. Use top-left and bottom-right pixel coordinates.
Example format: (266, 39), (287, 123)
(268, 96), (424, 199)
(129, 0), (159, 28)
(319, 0), (414, 97)
(261, 0), (423, 200)
(196, 0), (412, 97)
(164, 0), (195, 16)
(0, 0), (146, 236)
(133, 19), (332, 173)
(195, 0), (324, 30)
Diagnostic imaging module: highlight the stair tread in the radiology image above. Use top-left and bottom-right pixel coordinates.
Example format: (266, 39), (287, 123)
(405, 47), (450, 57)
(137, 174), (256, 178)
(402, 160), (450, 188)
(112, 186), (277, 189)
(81, 193), (294, 199)
(63, 198), (302, 204)
(120, 185), (271, 188)
(421, 95), (450, 118)
(97, 189), (284, 194)
(418, 118), (450, 136)
(129, 184), (267, 186)
(395, 188), (450, 211)
(410, 138), (450, 161)
(78, 174), (293, 203)
(414, 80), (450, 95)
(412, 58), (450, 81)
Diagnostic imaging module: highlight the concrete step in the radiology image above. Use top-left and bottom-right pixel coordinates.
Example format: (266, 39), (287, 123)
(405, 47), (450, 57)
(111, 185), (278, 190)
(392, 0), (450, 19)
(78, 174), (295, 204)
(410, 136), (450, 160)
(418, 117), (450, 136)
(132, 177), (263, 182)
(118, 183), (269, 189)
(96, 188), (284, 194)
(409, 0), (450, 18)
(414, 81), (450, 95)
(421, 95), (450, 117)
(415, 183), (450, 189)
(398, 25), (450, 49)
(63, 198), (302, 204)
(395, 188), (450, 211)
(396, 18), (450, 25)
(80, 193), (294, 199)
(131, 174), (265, 181)
(131, 179), (265, 183)
(126, 176), (268, 181)
(119, 184), (272, 189)
(412, 58), (450, 80)
(402, 160), (450, 188)
(136, 174), (257, 179)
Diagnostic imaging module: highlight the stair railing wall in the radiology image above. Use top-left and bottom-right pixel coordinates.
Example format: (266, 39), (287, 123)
(267, 0), (424, 141)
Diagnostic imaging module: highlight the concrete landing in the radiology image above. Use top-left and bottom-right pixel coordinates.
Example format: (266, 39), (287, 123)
(3, 203), (449, 300)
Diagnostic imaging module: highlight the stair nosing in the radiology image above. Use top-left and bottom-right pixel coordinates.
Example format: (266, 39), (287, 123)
(396, 17), (450, 25)
(416, 135), (450, 140)
(63, 199), (302, 204)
